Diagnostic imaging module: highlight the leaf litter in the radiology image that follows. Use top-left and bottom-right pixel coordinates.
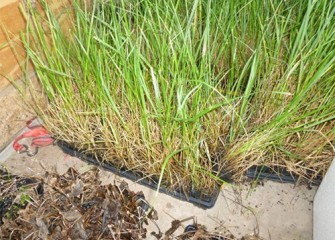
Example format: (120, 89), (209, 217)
(0, 167), (263, 239)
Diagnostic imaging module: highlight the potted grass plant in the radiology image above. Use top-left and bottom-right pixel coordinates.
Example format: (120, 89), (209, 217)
(17, 0), (335, 207)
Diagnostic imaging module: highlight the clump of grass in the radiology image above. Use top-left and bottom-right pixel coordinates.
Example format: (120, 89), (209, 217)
(223, 0), (335, 181)
(22, 0), (233, 195)
(20, 0), (335, 194)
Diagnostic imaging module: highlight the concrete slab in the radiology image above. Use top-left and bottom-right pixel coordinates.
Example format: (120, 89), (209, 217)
(1, 145), (316, 240)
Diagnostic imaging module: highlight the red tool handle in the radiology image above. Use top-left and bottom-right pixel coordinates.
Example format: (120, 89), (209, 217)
(12, 118), (54, 156)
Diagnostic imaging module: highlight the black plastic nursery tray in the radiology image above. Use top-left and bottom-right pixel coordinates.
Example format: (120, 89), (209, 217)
(57, 142), (221, 209)
(246, 165), (322, 186)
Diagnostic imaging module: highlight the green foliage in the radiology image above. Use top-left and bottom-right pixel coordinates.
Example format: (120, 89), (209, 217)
(21, 0), (335, 191)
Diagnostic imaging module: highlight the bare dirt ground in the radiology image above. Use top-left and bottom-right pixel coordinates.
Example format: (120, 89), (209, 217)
(0, 83), (33, 150)
(1, 143), (316, 240)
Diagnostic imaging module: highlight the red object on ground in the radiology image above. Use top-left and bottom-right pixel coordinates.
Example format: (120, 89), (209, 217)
(12, 118), (54, 156)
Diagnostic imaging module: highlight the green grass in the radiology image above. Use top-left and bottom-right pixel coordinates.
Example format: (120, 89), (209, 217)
(18, 0), (335, 193)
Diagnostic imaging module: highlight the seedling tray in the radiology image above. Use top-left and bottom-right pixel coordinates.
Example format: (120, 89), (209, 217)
(57, 141), (221, 209)
(246, 165), (322, 186)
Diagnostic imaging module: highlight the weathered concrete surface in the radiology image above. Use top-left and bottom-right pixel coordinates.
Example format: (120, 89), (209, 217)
(1, 145), (315, 240)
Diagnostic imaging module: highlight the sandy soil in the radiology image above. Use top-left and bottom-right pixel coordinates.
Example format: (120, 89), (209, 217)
(0, 82), (33, 150)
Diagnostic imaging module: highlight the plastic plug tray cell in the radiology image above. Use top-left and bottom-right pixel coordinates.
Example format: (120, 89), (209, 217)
(57, 141), (221, 209)
(246, 165), (322, 186)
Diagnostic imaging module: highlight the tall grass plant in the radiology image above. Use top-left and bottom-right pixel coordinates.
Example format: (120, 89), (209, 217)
(19, 0), (335, 193)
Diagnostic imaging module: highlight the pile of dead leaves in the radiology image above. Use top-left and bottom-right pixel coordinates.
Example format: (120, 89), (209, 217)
(0, 167), (262, 240)
(0, 167), (156, 239)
